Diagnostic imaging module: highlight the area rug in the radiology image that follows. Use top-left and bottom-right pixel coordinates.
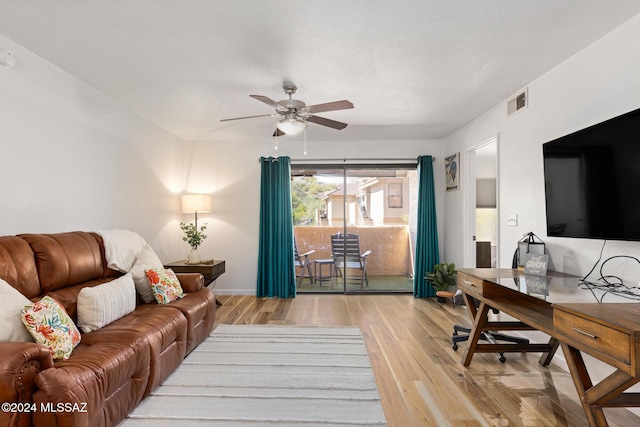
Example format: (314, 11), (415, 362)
(120, 324), (387, 426)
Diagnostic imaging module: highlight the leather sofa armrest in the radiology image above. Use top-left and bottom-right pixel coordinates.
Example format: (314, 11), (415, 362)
(0, 342), (54, 426)
(176, 272), (204, 293)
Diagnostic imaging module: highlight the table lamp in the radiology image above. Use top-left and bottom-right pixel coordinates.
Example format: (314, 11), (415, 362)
(181, 194), (211, 228)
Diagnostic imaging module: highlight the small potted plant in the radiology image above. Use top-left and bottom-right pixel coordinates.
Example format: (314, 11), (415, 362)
(180, 222), (207, 264)
(426, 262), (457, 302)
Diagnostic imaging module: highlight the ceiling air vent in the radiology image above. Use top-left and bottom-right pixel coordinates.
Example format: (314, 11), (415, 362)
(507, 88), (528, 116)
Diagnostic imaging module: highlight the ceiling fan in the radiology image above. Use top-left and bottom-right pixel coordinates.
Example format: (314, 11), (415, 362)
(221, 85), (354, 136)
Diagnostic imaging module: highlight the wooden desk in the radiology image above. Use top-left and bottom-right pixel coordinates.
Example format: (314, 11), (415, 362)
(554, 304), (640, 426)
(457, 268), (640, 427)
(164, 260), (225, 286)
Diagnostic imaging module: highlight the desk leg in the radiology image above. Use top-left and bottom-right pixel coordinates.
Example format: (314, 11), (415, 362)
(462, 301), (491, 367)
(538, 337), (559, 366)
(462, 293), (478, 319)
(561, 343), (607, 426)
(560, 343), (640, 427)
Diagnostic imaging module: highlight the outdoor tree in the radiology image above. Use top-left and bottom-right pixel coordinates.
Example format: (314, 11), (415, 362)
(291, 176), (337, 225)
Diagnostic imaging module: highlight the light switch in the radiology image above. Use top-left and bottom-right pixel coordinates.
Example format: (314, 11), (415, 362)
(507, 214), (518, 226)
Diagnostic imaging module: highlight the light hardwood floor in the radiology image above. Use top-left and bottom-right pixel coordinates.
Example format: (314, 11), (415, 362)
(214, 294), (640, 427)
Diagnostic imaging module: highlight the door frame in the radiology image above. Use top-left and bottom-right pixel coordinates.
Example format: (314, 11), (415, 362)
(290, 161), (418, 294)
(464, 135), (499, 268)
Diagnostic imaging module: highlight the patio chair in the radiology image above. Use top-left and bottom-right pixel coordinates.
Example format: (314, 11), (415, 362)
(294, 239), (315, 287)
(331, 232), (371, 289)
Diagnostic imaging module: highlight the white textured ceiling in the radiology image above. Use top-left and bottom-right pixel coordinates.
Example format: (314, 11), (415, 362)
(1, 1), (639, 141)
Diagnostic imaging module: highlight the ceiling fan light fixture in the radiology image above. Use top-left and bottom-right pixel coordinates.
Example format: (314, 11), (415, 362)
(276, 118), (307, 135)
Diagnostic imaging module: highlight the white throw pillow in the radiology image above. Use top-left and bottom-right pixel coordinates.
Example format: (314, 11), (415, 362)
(76, 273), (137, 333)
(0, 278), (35, 342)
(130, 244), (164, 303)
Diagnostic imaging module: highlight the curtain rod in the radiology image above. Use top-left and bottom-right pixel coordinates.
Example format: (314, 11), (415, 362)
(291, 157), (429, 162)
(259, 157), (435, 163)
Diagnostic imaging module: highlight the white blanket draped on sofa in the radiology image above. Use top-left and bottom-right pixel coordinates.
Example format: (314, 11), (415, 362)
(96, 229), (147, 273)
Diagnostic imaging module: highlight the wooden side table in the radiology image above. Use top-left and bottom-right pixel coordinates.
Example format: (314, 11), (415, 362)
(164, 259), (225, 286)
(165, 260), (225, 306)
(313, 259), (335, 286)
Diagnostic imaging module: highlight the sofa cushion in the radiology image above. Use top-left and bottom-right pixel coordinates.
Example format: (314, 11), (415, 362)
(77, 273), (136, 333)
(44, 278), (116, 323)
(34, 331), (151, 427)
(130, 244), (164, 303)
(93, 304), (188, 395)
(152, 287), (216, 354)
(20, 232), (106, 293)
(146, 268), (184, 304)
(21, 296), (81, 360)
(0, 235), (41, 298)
(0, 278), (34, 342)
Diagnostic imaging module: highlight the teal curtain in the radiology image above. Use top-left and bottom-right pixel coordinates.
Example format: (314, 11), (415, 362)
(413, 155), (440, 298)
(257, 156), (296, 298)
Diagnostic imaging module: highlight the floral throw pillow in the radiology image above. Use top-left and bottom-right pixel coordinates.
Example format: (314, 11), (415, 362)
(21, 296), (81, 360)
(145, 268), (184, 304)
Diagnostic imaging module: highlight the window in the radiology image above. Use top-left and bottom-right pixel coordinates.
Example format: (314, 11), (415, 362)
(291, 163), (417, 294)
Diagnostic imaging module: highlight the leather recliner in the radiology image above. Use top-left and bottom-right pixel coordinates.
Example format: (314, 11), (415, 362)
(0, 231), (216, 427)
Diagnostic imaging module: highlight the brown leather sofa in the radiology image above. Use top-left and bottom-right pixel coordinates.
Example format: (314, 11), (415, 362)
(0, 231), (216, 427)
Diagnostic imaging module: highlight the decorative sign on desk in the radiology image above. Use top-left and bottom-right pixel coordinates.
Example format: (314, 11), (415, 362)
(524, 253), (549, 276)
(520, 275), (549, 296)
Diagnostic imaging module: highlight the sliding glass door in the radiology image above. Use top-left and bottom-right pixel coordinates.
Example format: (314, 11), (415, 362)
(292, 163), (417, 294)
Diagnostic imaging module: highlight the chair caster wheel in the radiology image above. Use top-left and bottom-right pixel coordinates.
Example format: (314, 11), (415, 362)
(452, 343), (458, 351)
(452, 330), (458, 336)
(499, 354), (506, 363)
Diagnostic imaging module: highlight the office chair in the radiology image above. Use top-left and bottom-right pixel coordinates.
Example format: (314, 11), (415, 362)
(450, 251), (529, 363)
(451, 307), (529, 363)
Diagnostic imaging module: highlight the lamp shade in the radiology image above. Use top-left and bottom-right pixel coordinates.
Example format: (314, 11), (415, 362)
(276, 118), (307, 135)
(181, 194), (211, 213)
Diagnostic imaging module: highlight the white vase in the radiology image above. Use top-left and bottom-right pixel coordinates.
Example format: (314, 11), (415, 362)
(187, 249), (200, 264)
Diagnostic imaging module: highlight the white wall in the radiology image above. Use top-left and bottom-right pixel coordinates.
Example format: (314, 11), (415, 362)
(445, 14), (640, 274)
(443, 13), (640, 400)
(0, 34), (186, 262)
(186, 137), (444, 295)
(0, 32), (445, 292)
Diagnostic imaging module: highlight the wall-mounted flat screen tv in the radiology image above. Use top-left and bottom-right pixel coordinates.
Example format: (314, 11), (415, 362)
(543, 107), (640, 241)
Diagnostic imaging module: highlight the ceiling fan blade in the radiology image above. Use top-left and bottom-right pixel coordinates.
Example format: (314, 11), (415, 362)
(250, 94), (286, 110)
(305, 100), (354, 114)
(306, 115), (348, 130)
(220, 113), (277, 122)
(272, 128), (285, 137)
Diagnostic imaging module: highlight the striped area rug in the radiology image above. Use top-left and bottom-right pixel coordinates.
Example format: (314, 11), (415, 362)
(119, 324), (387, 426)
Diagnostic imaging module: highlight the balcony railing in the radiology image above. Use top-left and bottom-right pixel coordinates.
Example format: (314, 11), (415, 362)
(294, 225), (413, 277)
